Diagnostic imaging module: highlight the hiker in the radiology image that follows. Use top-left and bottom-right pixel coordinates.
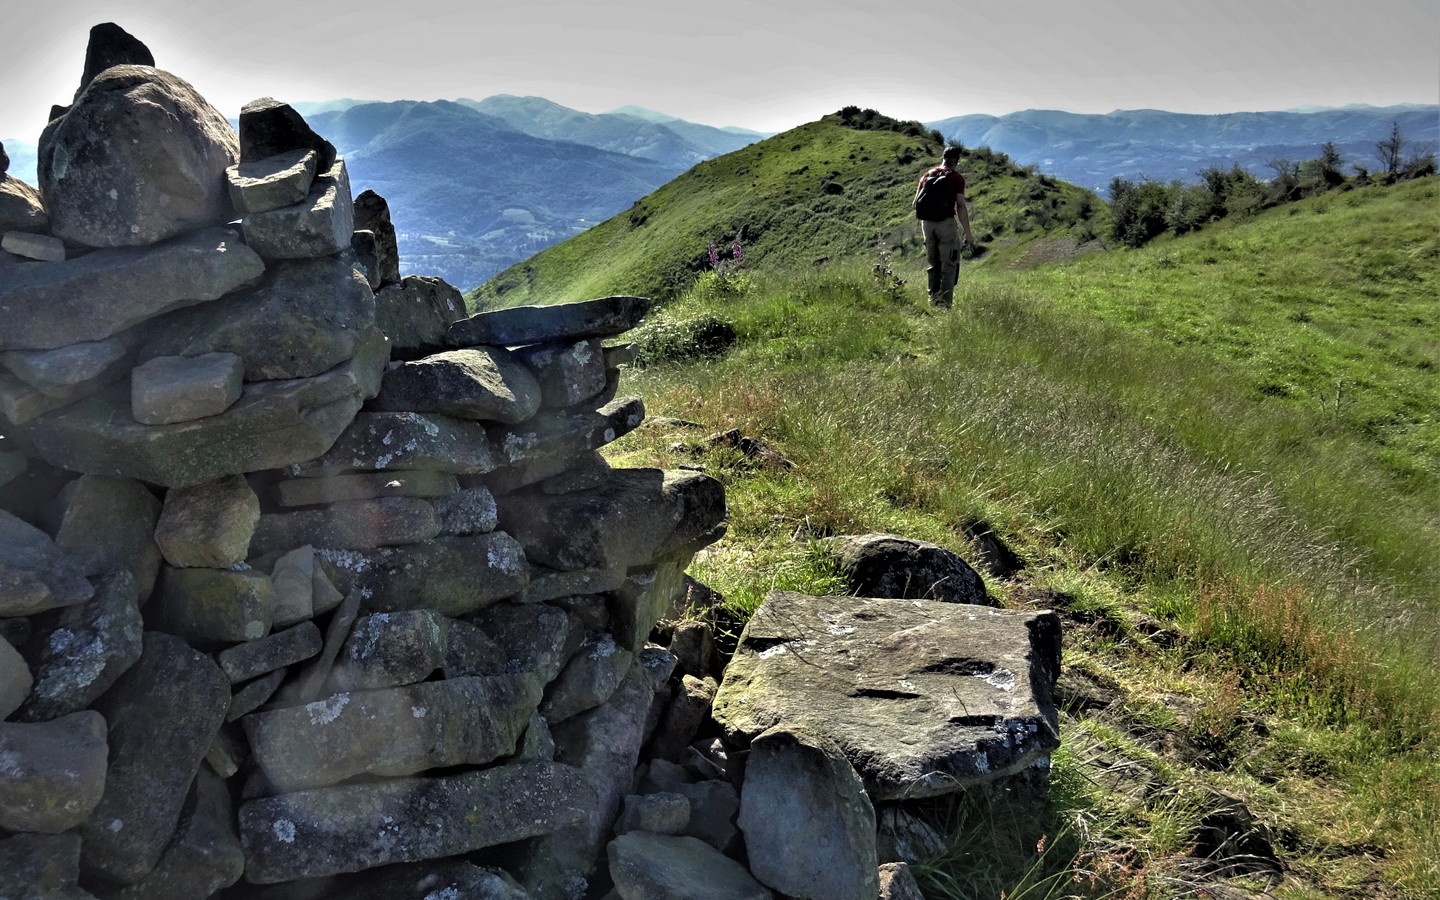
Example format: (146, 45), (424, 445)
(914, 146), (976, 307)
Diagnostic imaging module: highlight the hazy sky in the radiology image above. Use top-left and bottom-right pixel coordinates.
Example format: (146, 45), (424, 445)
(2, 0), (1437, 142)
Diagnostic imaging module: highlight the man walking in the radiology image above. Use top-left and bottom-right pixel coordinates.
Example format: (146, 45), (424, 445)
(913, 146), (976, 307)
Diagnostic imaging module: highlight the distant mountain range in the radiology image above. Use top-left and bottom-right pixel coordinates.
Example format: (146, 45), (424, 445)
(6, 100), (1435, 291)
(928, 105), (1440, 191)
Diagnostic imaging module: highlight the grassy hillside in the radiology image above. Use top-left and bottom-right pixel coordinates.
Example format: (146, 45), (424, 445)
(595, 176), (1438, 896)
(470, 108), (1106, 308)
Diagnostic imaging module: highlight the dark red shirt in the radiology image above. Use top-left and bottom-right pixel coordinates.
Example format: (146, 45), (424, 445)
(914, 165), (966, 221)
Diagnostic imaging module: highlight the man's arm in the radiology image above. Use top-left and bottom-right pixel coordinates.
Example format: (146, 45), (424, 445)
(955, 194), (975, 245)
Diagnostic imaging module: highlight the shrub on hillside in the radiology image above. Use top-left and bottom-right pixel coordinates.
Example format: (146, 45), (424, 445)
(630, 311), (738, 367)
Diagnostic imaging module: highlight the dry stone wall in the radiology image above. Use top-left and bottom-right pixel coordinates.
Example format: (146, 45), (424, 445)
(0, 25), (739, 900)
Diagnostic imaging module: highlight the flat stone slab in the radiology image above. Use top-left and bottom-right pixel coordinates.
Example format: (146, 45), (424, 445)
(0, 232), (66, 262)
(318, 532), (528, 617)
(1, 339), (127, 399)
(607, 831), (773, 900)
(488, 395), (645, 469)
(276, 470), (459, 507)
(227, 148), (318, 214)
(0, 227), (264, 352)
(237, 759), (593, 883)
(711, 593), (1061, 800)
(250, 496), (439, 556)
(498, 468), (726, 572)
(447, 295), (651, 348)
(244, 674), (541, 792)
(16, 326), (386, 488)
(288, 411), (495, 479)
(372, 347), (542, 424)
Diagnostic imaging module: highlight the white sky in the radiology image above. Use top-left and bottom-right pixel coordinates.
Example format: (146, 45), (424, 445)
(2, 0), (1437, 143)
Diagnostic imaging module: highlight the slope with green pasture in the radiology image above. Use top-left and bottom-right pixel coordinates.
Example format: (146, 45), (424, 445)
(470, 108), (1106, 308)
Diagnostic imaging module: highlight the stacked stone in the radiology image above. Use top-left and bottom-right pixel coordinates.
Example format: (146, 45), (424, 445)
(1, 25), (730, 900)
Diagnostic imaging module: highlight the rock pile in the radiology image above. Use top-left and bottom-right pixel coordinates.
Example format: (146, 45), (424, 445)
(3, 23), (1062, 900)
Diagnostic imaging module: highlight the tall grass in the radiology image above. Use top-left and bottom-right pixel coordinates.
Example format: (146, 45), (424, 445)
(612, 248), (1440, 894)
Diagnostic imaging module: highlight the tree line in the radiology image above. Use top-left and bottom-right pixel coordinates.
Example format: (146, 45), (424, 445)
(1108, 123), (1436, 249)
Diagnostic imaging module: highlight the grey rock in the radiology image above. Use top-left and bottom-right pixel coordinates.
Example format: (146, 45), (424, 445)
(49, 474), (162, 598)
(0, 508), (92, 616)
(130, 352), (245, 425)
(375, 275), (467, 358)
(243, 157), (354, 260)
(19, 570), (143, 721)
(0, 636), (31, 718)
(39, 66), (238, 247)
(674, 780), (740, 852)
(17, 326), (387, 488)
(499, 468), (726, 572)
(541, 634), (633, 725)
(669, 619), (717, 679)
(0, 711), (107, 833)
(603, 343), (637, 368)
(607, 831), (772, 900)
(519, 563), (628, 604)
(228, 148), (318, 214)
(548, 594), (610, 634)
(515, 339), (607, 409)
(150, 566), (275, 644)
(334, 860), (531, 900)
(0, 832), (97, 900)
(205, 727), (245, 778)
(609, 561), (687, 652)
(614, 792), (690, 836)
(272, 590), (360, 707)
(1, 231), (66, 261)
(349, 230), (382, 289)
(878, 862), (926, 900)
(488, 395), (645, 471)
(464, 602), (575, 692)
(352, 189), (400, 287)
(238, 97), (337, 171)
(0, 451), (25, 488)
(290, 411), (495, 479)
(0, 371), (72, 424)
(820, 533), (991, 606)
(322, 533), (528, 617)
(876, 806), (946, 866)
(518, 712), (557, 762)
(278, 470), (459, 507)
(244, 674), (542, 792)
(737, 725), (878, 900)
(373, 347), (542, 424)
(217, 620), (322, 683)
(712, 593), (1062, 800)
(73, 23), (154, 98)
(140, 254), (378, 382)
(330, 609), (450, 691)
(238, 760), (593, 883)
(2, 338), (128, 399)
(250, 496), (439, 556)
(448, 296), (652, 348)
(538, 450), (612, 495)
(82, 633), (229, 883)
(0, 174), (48, 234)
(113, 769), (245, 900)
(227, 669), (287, 723)
(155, 474), (260, 568)
(650, 675), (718, 762)
(270, 545), (316, 626)
(435, 484), (498, 535)
(0, 226), (264, 352)
(516, 654), (674, 898)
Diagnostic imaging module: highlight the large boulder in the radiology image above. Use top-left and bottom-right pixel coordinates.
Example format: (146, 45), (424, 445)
(712, 592), (1061, 801)
(71, 22), (154, 100)
(371, 347), (542, 424)
(139, 254), (377, 381)
(820, 533), (991, 606)
(237, 97), (337, 171)
(39, 66), (239, 247)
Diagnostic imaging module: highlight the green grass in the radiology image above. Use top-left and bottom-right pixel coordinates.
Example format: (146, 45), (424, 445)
(469, 110), (1104, 310)
(600, 177), (1440, 896)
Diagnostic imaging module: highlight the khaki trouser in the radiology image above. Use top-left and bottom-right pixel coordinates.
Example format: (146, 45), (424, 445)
(921, 217), (960, 306)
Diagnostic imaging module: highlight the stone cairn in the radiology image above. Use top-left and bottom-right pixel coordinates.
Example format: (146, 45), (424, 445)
(2, 25), (1063, 900)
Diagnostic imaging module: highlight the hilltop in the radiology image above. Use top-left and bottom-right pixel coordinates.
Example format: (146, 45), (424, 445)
(472, 107), (1106, 307)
